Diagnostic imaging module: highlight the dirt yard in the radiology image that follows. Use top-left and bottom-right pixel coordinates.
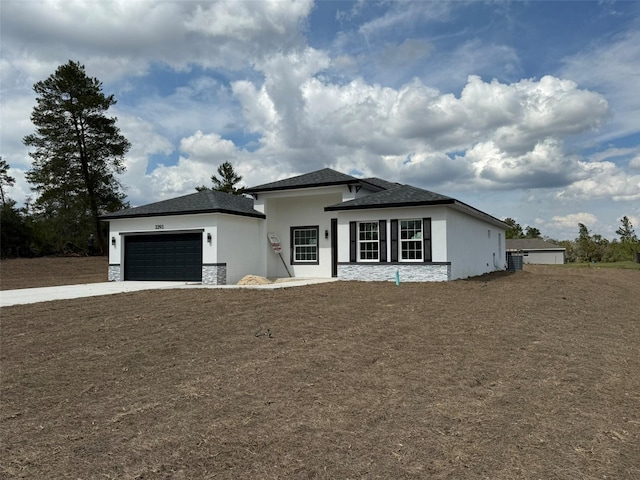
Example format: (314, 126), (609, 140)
(0, 256), (108, 290)
(1, 260), (639, 479)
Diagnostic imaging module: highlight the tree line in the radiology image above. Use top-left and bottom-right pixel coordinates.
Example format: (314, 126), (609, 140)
(1, 60), (639, 262)
(504, 216), (639, 263)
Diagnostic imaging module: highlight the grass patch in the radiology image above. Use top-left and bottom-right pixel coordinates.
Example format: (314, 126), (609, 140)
(559, 260), (640, 270)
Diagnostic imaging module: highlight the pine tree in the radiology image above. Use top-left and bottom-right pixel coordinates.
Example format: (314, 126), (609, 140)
(616, 216), (638, 243)
(615, 216), (639, 261)
(576, 223), (603, 262)
(23, 61), (130, 253)
(503, 218), (523, 239)
(196, 161), (244, 195)
(0, 157), (15, 206)
(524, 226), (542, 239)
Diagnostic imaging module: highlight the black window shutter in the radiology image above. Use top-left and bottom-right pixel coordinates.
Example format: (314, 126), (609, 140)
(349, 221), (357, 262)
(290, 227), (295, 265)
(423, 218), (432, 262)
(379, 220), (387, 262)
(390, 219), (398, 262)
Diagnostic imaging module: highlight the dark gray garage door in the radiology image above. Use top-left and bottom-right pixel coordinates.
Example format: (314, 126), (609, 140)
(124, 233), (202, 281)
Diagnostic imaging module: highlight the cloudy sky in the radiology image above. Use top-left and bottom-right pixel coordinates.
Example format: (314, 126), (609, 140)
(2, 0), (639, 240)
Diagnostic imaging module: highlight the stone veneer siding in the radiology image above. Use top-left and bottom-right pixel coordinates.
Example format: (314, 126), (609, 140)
(338, 263), (451, 282)
(108, 264), (121, 282)
(202, 264), (227, 285)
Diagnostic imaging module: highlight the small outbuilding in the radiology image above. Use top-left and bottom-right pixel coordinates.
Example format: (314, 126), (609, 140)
(102, 168), (508, 284)
(505, 238), (566, 265)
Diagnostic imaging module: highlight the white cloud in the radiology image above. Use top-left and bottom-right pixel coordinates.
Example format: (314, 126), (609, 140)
(0, 0), (313, 83)
(229, 67), (611, 193)
(462, 139), (581, 189)
(560, 29), (640, 142)
(547, 212), (598, 232)
(0, 94), (37, 170)
(588, 146), (639, 163)
(358, 2), (452, 38)
(185, 0), (312, 40)
(559, 161), (640, 202)
(231, 80), (278, 134)
(246, 48), (332, 150)
(179, 131), (238, 161)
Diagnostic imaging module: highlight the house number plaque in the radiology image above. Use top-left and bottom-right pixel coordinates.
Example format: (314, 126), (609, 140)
(155, 224), (164, 230)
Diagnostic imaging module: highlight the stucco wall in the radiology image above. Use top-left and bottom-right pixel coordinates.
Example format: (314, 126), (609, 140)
(523, 250), (565, 265)
(216, 214), (264, 283)
(446, 209), (506, 280)
(260, 190), (343, 278)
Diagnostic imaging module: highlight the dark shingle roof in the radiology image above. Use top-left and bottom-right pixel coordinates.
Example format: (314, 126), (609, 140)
(325, 184), (454, 211)
(245, 168), (359, 193)
(360, 177), (401, 190)
(506, 238), (565, 251)
(101, 190), (265, 220)
(325, 184), (508, 227)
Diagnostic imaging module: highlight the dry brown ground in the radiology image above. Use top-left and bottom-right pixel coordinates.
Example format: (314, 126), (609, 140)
(0, 257), (108, 290)
(1, 261), (639, 479)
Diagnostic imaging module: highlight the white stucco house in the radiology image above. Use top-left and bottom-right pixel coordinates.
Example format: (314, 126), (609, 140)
(506, 238), (566, 265)
(102, 168), (508, 284)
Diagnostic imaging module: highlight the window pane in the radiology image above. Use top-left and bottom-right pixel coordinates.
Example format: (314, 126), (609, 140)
(401, 240), (422, 260)
(293, 227), (318, 262)
(400, 220), (422, 261)
(358, 222), (379, 261)
(360, 241), (378, 260)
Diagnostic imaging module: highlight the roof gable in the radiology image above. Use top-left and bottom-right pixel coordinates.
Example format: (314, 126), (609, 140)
(245, 168), (358, 193)
(101, 190), (265, 220)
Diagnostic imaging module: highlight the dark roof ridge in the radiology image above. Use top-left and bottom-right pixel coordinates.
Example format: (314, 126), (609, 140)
(359, 177), (401, 191)
(245, 167), (359, 193)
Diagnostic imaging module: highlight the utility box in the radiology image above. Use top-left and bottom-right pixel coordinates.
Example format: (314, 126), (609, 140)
(506, 252), (524, 271)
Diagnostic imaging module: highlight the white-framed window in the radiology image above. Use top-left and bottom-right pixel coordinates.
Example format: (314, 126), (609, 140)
(400, 219), (422, 261)
(291, 226), (318, 264)
(358, 222), (379, 261)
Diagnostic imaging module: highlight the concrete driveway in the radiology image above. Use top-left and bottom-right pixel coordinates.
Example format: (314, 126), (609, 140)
(0, 278), (338, 307)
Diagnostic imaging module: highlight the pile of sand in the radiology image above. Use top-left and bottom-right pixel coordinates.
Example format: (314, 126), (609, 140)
(237, 275), (272, 285)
